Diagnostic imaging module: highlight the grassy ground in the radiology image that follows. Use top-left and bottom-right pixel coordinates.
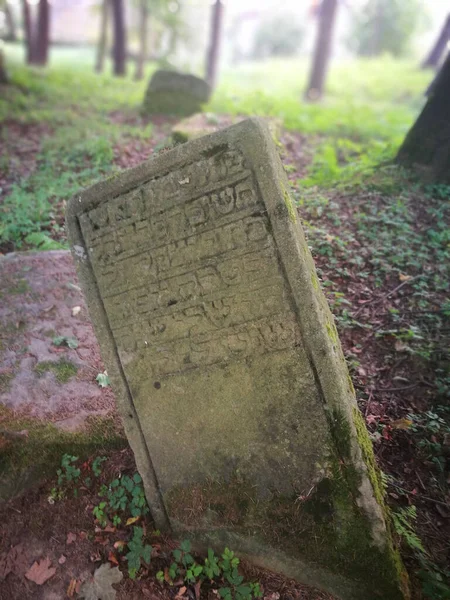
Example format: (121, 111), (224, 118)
(0, 46), (449, 598)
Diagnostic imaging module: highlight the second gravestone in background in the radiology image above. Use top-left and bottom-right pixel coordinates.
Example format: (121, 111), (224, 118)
(142, 70), (211, 117)
(67, 119), (408, 600)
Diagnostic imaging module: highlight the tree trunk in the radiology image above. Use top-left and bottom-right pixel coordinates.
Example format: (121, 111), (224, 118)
(34, 0), (50, 66)
(22, 0), (35, 64)
(134, 0), (149, 81)
(397, 54), (450, 183)
(4, 1), (17, 41)
(304, 0), (338, 101)
(0, 47), (8, 84)
(421, 14), (450, 69)
(205, 0), (224, 90)
(111, 0), (126, 77)
(95, 0), (110, 73)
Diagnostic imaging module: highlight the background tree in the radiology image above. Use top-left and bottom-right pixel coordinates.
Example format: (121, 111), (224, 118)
(22, 0), (33, 63)
(205, 0), (224, 90)
(21, 0), (50, 66)
(252, 13), (304, 59)
(34, 0), (50, 65)
(95, 0), (110, 73)
(1, 0), (17, 41)
(305, 0), (338, 102)
(111, 0), (126, 76)
(347, 0), (424, 57)
(421, 13), (450, 69)
(397, 53), (450, 183)
(135, 0), (149, 80)
(0, 45), (8, 83)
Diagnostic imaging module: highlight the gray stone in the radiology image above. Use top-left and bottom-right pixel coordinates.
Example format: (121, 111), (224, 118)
(67, 119), (408, 600)
(143, 70), (211, 117)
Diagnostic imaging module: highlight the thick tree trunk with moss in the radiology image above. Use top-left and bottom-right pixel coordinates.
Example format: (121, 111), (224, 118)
(421, 14), (450, 69)
(134, 0), (149, 81)
(397, 54), (450, 183)
(305, 0), (338, 101)
(111, 0), (126, 76)
(95, 0), (110, 73)
(205, 0), (224, 90)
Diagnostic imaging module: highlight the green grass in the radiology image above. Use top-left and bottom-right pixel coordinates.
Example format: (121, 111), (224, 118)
(0, 44), (434, 251)
(35, 359), (78, 383)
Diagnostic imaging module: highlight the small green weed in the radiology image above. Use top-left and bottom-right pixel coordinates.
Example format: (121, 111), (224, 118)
(392, 505), (450, 599)
(160, 541), (263, 600)
(57, 454), (80, 486)
(52, 335), (79, 349)
(94, 472), (149, 529)
(392, 506), (425, 554)
(126, 526), (152, 579)
(92, 456), (107, 477)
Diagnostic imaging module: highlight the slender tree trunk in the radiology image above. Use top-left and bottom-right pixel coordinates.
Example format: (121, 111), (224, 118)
(22, 0), (35, 64)
(421, 14), (450, 69)
(111, 0), (126, 76)
(4, 1), (17, 41)
(397, 54), (450, 183)
(95, 0), (110, 73)
(134, 0), (149, 81)
(34, 0), (50, 66)
(304, 0), (338, 101)
(0, 47), (8, 84)
(205, 0), (224, 90)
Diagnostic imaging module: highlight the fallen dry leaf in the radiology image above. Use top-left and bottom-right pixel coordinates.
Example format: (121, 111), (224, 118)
(125, 516), (140, 526)
(390, 418), (413, 430)
(108, 552), (119, 566)
(113, 541), (126, 550)
(67, 578), (78, 597)
(78, 563), (123, 600)
(175, 585), (187, 598)
(0, 544), (28, 580)
(95, 535), (109, 546)
(399, 273), (412, 282)
(90, 550), (102, 563)
(25, 557), (56, 585)
(66, 532), (77, 545)
(194, 580), (202, 600)
(395, 340), (409, 352)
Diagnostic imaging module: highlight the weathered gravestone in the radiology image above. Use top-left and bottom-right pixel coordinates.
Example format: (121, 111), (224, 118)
(143, 70), (211, 117)
(67, 119), (408, 600)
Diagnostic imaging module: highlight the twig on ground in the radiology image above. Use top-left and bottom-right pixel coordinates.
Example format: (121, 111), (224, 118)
(390, 483), (449, 510)
(353, 274), (424, 318)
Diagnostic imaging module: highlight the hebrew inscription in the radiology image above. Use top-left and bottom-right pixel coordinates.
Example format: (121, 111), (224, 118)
(80, 150), (302, 380)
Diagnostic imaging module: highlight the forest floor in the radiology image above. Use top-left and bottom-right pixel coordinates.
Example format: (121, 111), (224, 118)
(0, 53), (449, 599)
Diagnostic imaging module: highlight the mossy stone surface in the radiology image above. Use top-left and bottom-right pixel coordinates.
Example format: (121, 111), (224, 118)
(0, 406), (126, 502)
(67, 118), (409, 600)
(142, 70), (211, 117)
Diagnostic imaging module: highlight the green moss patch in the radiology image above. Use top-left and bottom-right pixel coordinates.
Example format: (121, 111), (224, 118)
(165, 409), (408, 598)
(0, 372), (13, 394)
(35, 359), (78, 383)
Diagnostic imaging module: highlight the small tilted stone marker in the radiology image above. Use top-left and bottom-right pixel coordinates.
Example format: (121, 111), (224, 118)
(142, 70), (211, 117)
(67, 119), (408, 600)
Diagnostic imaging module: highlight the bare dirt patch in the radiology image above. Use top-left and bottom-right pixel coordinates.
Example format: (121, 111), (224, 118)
(0, 250), (115, 428)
